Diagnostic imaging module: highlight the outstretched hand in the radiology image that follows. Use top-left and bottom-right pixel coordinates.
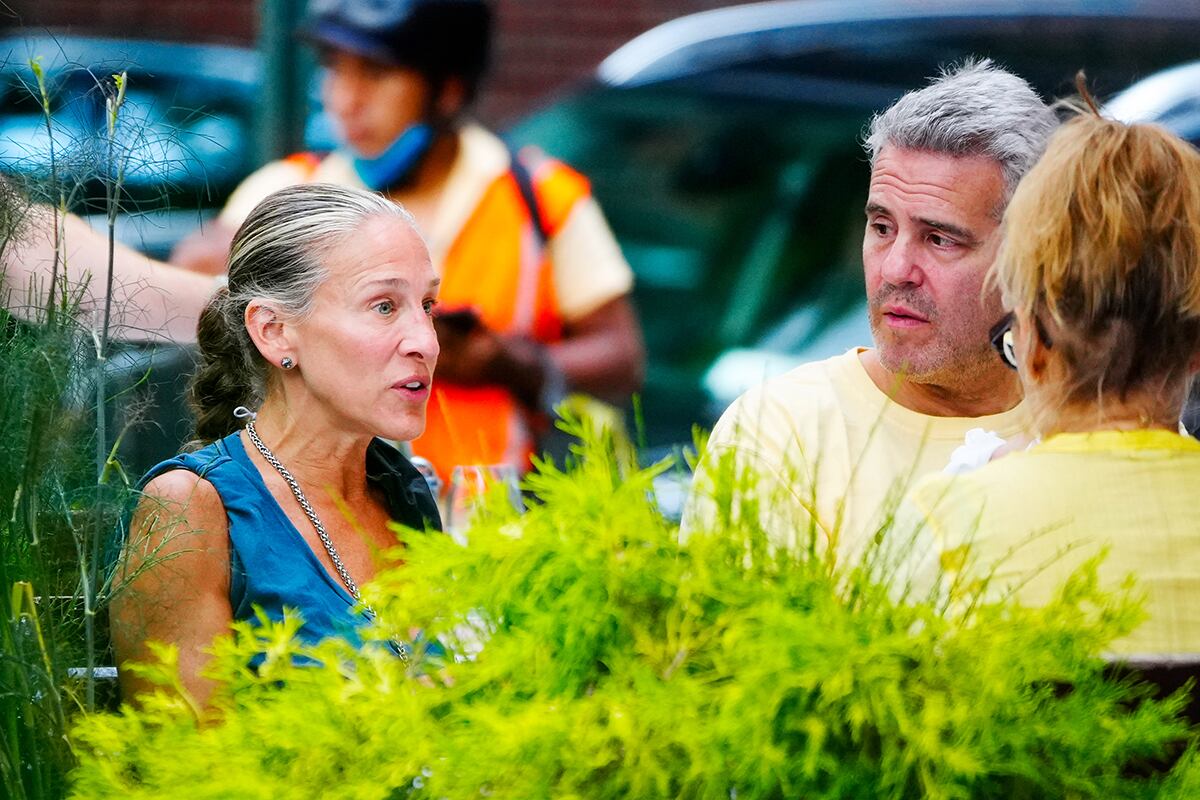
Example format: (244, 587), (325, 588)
(170, 222), (237, 276)
(433, 312), (548, 410)
(433, 313), (502, 385)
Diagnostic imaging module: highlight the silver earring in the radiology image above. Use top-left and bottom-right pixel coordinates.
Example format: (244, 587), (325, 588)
(280, 356), (296, 370)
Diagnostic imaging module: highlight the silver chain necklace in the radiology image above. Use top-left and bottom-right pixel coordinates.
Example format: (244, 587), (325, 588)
(242, 416), (408, 662)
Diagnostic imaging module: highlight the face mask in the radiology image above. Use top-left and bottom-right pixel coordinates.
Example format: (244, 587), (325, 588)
(351, 122), (435, 190)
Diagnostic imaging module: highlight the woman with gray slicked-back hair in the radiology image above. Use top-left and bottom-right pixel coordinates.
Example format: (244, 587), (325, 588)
(190, 183), (411, 441)
(863, 58), (1059, 202)
(112, 182), (443, 707)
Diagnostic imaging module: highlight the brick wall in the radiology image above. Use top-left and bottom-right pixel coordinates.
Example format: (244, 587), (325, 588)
(485, 0), (731, 123)
(9, 0), (736, 125)
(8, 0), (258, 50)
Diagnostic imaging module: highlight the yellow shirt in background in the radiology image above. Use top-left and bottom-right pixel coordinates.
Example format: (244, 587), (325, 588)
(683, 348), (1030, 561)
(898, 429), (1200, 657)
(218, 124), (633, 324)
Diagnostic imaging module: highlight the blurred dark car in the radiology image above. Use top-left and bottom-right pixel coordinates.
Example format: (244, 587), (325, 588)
(1, 36), (250, 256)
(0, 35), (334, 475)
(0, 35), (335, 258)
(507, 0), (1200, 453)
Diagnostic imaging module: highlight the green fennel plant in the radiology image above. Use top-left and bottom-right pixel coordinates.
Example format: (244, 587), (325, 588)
(69, 420), (1200, 799)
(0, 58), (145, 800)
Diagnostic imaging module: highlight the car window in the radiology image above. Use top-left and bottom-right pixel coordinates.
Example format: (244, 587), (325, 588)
(512, 87), (872, 446)
(0, 46), (254, 217)
(515, 87), (866, 364)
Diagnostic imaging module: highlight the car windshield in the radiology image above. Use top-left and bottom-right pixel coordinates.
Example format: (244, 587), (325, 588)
(0, 43), (252, 199)
(522, 86), (866, 357)
(514, 86), (868, 445)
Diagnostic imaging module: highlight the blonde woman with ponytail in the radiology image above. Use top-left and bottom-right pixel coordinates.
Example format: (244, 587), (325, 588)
(897, 93), (1200, 662)
(111, 183), (442, 705)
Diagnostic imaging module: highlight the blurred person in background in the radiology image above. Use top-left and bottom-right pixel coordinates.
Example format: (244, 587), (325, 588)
(683, 60), (1056, 554)
(171, 0), (644, 483)
(113, 184), (441, 705)
(896, 104), (1200, 663)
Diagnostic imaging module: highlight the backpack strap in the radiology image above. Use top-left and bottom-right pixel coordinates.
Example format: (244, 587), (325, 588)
(508, 146), (550, 248)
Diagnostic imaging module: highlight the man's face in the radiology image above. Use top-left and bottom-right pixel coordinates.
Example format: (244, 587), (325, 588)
(320, 49), (431, 158)
(862, 146), (1008, 385)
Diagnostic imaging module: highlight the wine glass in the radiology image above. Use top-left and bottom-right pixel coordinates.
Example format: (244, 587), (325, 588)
(443, 464), (523, 544)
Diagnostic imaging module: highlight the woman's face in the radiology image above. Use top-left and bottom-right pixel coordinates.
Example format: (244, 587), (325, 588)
(286, 215), (440, 442)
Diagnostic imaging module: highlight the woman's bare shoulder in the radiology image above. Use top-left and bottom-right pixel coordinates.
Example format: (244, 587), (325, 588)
(133, 468), (228, 546)
(141, 467), (218, 502)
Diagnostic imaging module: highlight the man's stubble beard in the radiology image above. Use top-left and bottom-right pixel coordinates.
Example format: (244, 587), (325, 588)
(869, 285), (998, 389)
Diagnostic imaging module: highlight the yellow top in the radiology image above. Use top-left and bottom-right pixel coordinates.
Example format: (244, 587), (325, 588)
(682, 348), (1030, 561)
(897, 429), (1200, 657)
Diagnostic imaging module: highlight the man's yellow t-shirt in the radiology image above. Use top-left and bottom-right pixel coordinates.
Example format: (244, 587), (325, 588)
(897, 429), (1200, 657)
(683, 348), (1030, 561)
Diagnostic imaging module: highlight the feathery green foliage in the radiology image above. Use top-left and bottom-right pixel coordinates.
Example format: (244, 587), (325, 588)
(0, 249), (101, 800)
(0, 58), (141, 800)
(70, 422), (1200, 798)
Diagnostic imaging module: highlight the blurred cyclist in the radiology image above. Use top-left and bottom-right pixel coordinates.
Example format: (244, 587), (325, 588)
(172, 0), (644, 483)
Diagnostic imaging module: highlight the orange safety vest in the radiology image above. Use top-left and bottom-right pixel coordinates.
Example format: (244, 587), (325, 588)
(410, 150), (591, 483)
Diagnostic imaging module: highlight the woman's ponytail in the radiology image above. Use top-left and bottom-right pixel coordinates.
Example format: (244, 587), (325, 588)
(189, 288), (262, 442)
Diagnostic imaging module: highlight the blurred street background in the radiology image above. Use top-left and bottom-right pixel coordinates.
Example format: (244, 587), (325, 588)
(2, 1), (1199, 485)
(10, 0), (732, 129)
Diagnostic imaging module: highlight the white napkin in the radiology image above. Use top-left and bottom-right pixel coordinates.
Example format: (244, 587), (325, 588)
(943, 428), (1008, 475)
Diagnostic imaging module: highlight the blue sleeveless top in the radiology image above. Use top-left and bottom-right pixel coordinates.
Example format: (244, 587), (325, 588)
(136, 432), (441, 652)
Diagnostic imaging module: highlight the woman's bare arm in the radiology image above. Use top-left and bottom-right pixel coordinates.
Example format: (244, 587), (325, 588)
(110, 469), (232, 707)
(2, 207), (217, 343)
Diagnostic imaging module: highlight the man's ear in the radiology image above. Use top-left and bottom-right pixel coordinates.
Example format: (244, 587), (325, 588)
(244, 300), (292, 368)
(434, 76), (468, 120)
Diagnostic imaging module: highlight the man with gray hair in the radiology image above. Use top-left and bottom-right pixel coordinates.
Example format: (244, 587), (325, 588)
(683, 59), (1057, 554)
